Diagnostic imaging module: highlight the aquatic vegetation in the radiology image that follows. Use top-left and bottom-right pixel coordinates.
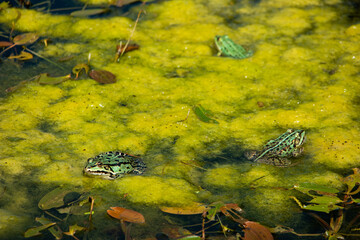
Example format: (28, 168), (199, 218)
(24, 220), (56, 238)
(107, 206), (145, 240)
(24, 187), (91, 239)
(160, 201), (273, 239)
(193, 104), (219, 124)
(1, 0), (360, 238)
(288, 169), (360, 239)
(63, 224), (86, 239)
(0, 32), (39, 56)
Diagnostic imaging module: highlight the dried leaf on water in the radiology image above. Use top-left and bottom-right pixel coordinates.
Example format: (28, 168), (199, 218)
(13, 33), (39, 45)
(193, 105), (219, 124)
(160, 203), (208, 215)
(0, 33), (38, 56)
(107, 206), (145, 223)
(116, 43), (139, 54)
(0, 41), (12, 47)
(89, 69), (116, 84)
(243, 221), (274, 240)
(114, 42), (140, 62)
(8, 51), (33, 60)
(24, 222), (56, 238)
(70, 8), (109, 17)
(36, 73), (71, 85)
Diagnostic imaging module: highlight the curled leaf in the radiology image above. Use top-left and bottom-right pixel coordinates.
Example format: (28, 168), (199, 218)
(72, 63), (90, 79)
(89, 69), (116, 84)
(8, 51), (33, 60)
(107, 207), (145, 223)
(64, 224), (86, 237)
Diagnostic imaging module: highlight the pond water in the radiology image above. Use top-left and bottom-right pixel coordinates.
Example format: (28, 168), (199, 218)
(0, 0), (360, 239)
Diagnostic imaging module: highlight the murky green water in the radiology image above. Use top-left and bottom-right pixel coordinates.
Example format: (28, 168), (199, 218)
(1, 0), (360, 239)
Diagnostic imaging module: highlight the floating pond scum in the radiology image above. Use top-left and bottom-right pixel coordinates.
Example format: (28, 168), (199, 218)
(0, 0), (360, 239)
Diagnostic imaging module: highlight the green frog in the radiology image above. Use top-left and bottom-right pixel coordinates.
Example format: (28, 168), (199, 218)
(83, 151), (146, 179)
(245, 129), (306, 166)
(214, 35), (253, 59)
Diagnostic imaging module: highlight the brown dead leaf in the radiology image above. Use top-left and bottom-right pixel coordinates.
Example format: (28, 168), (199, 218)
(243, 221), (274, 240)
(0, 41), (12, 47)
(13, 33), (39, 45)
(107, 207), (145, 223)
(160, 203), (209, 215)
(89, 69), (116, 84)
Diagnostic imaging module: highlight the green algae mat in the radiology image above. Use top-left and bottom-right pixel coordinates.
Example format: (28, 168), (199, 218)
(1, 0), (360, 239)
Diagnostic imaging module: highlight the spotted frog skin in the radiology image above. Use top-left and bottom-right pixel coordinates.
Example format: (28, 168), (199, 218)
(83, 151), (146, 179)
(246, 129), (306, 166)
(214, 35), (253, 59)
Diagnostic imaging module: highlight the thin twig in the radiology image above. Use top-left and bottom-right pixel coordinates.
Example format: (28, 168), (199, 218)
(177, 109), (191, 123)
(120, 4), (145, 58)
(202, 213), (206, 240)
(89, 196), (94, 222)
(24, 47), (66, 70)
(44, 210), (63, 221)
(180, 161), (206, 171)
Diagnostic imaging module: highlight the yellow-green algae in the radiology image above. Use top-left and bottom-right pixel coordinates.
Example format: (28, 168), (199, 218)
(1, 0), (360, 236)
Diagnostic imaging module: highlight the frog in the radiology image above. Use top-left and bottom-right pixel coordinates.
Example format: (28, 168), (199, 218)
(245, 129), (306, 166)
(83, 151), (146, 180)
(214, 35), (253, 59)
